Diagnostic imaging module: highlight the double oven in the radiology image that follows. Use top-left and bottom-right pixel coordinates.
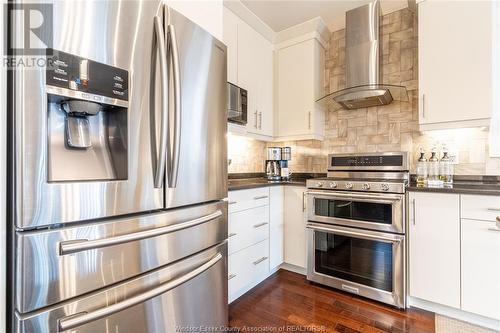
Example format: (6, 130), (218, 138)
(305, 152), (408, 308)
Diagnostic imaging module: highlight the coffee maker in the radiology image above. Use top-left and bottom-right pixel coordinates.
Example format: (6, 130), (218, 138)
(265, 147), (292, 181)
(265, 147), (281, 181)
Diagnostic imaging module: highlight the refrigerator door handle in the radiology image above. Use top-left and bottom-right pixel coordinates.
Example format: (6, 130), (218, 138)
(57, 252), (223, 332)
(59, 210), (223, 255)
(153, 15), (169, 188)
(167, 23), (181, 188)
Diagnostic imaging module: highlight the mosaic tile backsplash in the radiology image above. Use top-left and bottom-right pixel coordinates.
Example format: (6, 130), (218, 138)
(228, 8), (500, 175)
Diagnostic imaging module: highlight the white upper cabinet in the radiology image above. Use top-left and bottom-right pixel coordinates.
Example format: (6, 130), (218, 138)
(168, 1), (223, 41)
(276, 38), (325, 141)
(223, 8), (274, 139)
(408, 192), (461, 308)
(418, 0), (492, 130)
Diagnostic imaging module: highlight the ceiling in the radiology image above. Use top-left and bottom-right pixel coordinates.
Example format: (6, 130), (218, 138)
(240, 0), (408, 32)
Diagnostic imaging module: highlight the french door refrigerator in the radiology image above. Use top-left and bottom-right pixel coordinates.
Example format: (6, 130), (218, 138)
(7, 1), (228, 332)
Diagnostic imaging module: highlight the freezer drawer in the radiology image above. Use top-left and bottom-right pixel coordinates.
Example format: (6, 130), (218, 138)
(16, 201), (227, 313)
(16, 242), (228, 333)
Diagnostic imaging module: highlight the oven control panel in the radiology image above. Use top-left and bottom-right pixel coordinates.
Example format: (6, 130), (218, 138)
(328, 152), (409, 171)
(306, 179), (406, 194)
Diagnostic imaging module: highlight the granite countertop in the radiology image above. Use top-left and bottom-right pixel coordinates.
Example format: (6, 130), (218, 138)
(228, 172), (324, 191)
(408, 181), (500, 196)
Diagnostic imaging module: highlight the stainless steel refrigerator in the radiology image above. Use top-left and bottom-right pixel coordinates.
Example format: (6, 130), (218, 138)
(8, 1), (228, 332)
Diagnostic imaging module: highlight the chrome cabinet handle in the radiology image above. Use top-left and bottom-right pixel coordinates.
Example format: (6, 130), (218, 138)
(228, 201), (237, 205)
(258, 112), (262, 130)
(412, 198), (416, 225)
(254, 110), (258, 128)
(228, 274), (236, 280)
(487, 208), (500, 212)
(253, 195), (268, 200)
(59, 210), (223, 255)
(228, 232), (237, 238)
(303, 191), (307, 212)
(488, 228), (500, 232)
(253, 257), (268, 265)
(167, 23), (181, 188)
(306, 223), (404, 243)
(422, 93), (426, 118)
(308, 111), (312, 129)
(253, 222), (268, 228)
(58, 253), (223, 332)
(153, 16), (169, 189)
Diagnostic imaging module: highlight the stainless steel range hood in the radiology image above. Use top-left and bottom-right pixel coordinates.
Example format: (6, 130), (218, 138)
(317, 0), (408, 110)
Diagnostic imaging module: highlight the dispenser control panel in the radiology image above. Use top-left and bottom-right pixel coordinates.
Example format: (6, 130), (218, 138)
(46, 49), (129, 101)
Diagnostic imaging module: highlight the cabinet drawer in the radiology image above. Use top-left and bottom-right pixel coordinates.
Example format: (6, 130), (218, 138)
(228, 187), (269, 213)
(228, 240), (269, 303)
(228, 205), (269, 255)
(461, 195), (500, 222)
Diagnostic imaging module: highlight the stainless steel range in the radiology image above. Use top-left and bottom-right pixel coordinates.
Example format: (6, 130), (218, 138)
(305, 152), (409, 308)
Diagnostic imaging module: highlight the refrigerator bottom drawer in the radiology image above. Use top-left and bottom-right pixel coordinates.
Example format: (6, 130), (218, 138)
(16, 201), (227, 313)
(16, 242), (228, 333)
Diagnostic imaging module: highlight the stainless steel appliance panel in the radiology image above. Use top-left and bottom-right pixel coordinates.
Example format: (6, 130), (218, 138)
(306, 190), (405, 233)
(306, 223), (405, 308)
(11, 0), (164, 228)
(15, 242), (228, 333)
(227, 83), (247, 125)
(163, 7), (227, 209)
(16, 201), (227, 312)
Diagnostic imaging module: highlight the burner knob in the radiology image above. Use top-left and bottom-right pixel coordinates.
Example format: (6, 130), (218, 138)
(345, 182), (353, 189)
(381, 183), (390, 191)
(330, 182), (338, 189)
(316, 182), (324, 188)
(362, 183), (371, 190)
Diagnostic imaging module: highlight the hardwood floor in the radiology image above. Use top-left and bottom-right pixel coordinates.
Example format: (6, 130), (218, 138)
(229, 270), (435, 333)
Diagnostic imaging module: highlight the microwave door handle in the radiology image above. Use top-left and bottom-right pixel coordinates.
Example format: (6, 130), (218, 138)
(306, 223), (404, 243)
(167, 23), (181, 188)
(59, 210), (223, 255)
(153, 16), (169, 188)
(57, 252), (223, 332)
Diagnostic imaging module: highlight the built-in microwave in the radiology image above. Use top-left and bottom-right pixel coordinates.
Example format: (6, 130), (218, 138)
(227, 83), (247, 125)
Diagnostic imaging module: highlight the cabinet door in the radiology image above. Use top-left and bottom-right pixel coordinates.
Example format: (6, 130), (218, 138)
(256, 36), (274, 137)
(462, 219), (500, 320)
(408, 192), (460, 308)
(223, 7), (238, 84)
(269, 186), (284, 269)
(284, 186), (307, 268)
(237, 21), (260, 134)
(418, 1), (492, 126)
(277, 41), (314, 137)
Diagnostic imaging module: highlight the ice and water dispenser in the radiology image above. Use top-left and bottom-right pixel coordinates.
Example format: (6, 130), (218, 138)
(46, 50), (129, 182)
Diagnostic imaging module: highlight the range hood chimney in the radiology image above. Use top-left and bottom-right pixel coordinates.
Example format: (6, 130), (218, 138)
(317, 0), (408, 110)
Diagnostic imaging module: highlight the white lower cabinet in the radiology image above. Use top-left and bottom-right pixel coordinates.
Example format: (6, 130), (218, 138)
(283, 186), (307, 269)
(269, 186), (284, 270)
(408, 192), (461, 308)
(461, 218), (500, 320)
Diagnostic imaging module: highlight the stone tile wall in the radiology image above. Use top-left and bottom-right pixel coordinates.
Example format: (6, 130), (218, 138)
(228, 7), (500, 175)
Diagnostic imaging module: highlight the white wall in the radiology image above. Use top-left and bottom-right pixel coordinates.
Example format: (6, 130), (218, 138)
(168, 0), (223, 40)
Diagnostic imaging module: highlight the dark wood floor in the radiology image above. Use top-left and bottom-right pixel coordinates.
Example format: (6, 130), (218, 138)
(229, 270), (435, 333)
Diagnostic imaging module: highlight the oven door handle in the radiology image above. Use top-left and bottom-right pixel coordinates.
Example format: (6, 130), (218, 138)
(306, 191), (402, 204)
(306, 223), (404, 243)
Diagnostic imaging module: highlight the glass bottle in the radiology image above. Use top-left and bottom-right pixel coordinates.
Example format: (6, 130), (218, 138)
(428, 146), (440, 183)
(416, 148), (428, 186)
(440, 149), (453, 185)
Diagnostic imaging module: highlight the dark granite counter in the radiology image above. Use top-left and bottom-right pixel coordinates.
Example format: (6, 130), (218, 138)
(408, 182), (500, 196)
(228, 173), (324, 191)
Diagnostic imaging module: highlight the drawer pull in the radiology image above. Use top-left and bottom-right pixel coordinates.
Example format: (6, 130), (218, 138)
(487, 208), (500, 212)
(228, 274), (236, 280)
(253, 256), (268, 265)
(253, 195), (268, 200)
(228, 233), (237, 238)
(228, 201), (237, 205)
(253, 222), (268, 228)
(488, 228), (500, 233)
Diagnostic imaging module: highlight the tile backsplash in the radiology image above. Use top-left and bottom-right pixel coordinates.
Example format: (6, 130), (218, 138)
(228, 7), (500, 176)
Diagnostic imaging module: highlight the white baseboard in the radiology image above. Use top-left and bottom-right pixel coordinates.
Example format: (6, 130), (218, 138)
(279, 263), (306, 275)
(409, 297), (500, 331)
